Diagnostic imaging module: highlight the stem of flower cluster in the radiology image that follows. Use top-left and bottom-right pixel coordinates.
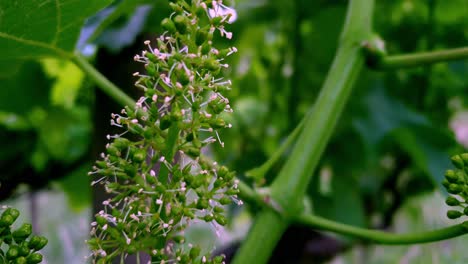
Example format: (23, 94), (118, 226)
(296, 214), (468, 244)
(372, 46), (468, 69)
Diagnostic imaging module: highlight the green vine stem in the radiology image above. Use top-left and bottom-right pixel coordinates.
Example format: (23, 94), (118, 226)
(71, 53), (135, 107)
(369, 46), (468, 69)
(296, 214), (468, 245)
(237, 176), (468, 245)
(232, 0), (374, 263)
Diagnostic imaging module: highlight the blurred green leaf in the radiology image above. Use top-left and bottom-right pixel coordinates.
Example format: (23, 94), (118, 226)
(57, 163), (91, 211)
(310, 168), (366, 229)
(392, 125), (455, 186)
(0, 61), (52, 114)
(353, 85), (428, 148)
(0, 0), (112, 62)
(36, 107), (91, 164)
(41, 58), (85, 109)
(0, 112), (30, 131)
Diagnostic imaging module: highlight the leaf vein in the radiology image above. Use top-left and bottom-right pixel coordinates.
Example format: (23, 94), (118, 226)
(52, 0), (62, 45)
(0, 31), (69, 58)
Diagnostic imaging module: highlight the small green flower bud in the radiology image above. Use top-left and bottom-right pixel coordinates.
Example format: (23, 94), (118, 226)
(442, 179), (451, 189)
(203, 214), (214, 222)
(18, 244), (29, 256)
(183, 208), (195, 219)
(464, 207), (468, 216)
(161, 18), (177, 33)
(5, 208), (20, 222)
(145, 52), (158, 63)
(145, 63), (157, 76)
(186, 132), (194, 142)
(214, 214), (227, 226)
(169, 2), (183, 13)
(189, 246), (201, 259)
(171, 105), (183, 122)
(213, 255), (224, 264)
(128, 123), (145, 135)
(204, 59), (221, 72)
(209, 99), (227, 114)
(196, 198), (209, 209)
(210, 118), (226, 129)
(447, 210), (463, 219)
(196, 29), (209, 46)
(160, 115), (172, 130)
(26, 252), (43, 264)
(446, 196), (461, 206)
(201, 42), (211, 55)
(95, 216), (107, 227)
(132, 149), (147, 163)
(218, 166), (229, 177)
(107, 145), (121, 157)
(211, 16), (223, 26)
(113, 138), (131, 149)
(445, 170), (459, 183)
(176, 69), (190, 85)
(173, 235), (185, 243)
(460, 153), (468, 166)
(213, 206), (224, 213)
(448, 183), (463, 194)
(14, 256), (27, 264)
(219, 197), (231, 205)
(192, 99), (201, 111)
(225, 188), (239, 195)
(174, 15), (188, 34)
(12, 223), (32, 243)
(186, 147), (200, 157)
(6, 245), (19, 260)
(0, 214), (14, 227)
(123, 164), (137, 178)
(451, 155), (464, 169)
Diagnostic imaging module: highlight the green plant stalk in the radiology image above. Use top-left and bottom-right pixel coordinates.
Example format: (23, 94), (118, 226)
(71, 53), (135, 107)
(296, 214), (468, 244)
(237, 180), (264, 206)
(237, 179), (468, 245)
(233, 0), (374, 264)
(234, 209), (288, 263)
(375, 46), (468, 69)
(269, 0), (373, 217)
(232, 0), (374, 263)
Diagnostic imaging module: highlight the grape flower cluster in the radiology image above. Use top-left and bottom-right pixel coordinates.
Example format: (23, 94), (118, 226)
(87, 0), (240, 263)
(0, 207), (48, 264)
(442, 154), (468, 220)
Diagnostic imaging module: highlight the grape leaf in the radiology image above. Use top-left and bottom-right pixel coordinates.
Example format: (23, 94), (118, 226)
(0, 0), (112, 61)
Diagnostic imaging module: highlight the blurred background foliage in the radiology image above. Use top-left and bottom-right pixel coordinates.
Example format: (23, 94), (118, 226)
(0, 0), (467, 263)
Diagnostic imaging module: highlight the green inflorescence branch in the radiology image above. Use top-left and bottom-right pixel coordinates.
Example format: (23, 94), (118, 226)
(368, 46), (468, 70)
(238, 175), (468, 246)
(297, 214), (468, 245)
